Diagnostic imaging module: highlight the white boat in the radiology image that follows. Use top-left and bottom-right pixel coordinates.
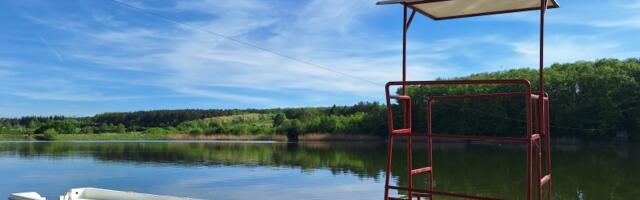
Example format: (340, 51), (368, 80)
(9, 192), (46, 200)
(10, 188), (198, 200)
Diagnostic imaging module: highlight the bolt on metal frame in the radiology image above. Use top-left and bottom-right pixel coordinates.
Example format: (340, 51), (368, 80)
(378, 0), (557, 199)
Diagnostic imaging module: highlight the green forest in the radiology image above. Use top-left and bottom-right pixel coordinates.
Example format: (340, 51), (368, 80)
(1, 58), (639, 141)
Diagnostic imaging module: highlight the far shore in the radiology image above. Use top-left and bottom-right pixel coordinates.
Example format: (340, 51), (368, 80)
(1, 133), (634, 145)
(0, 133), (383, 142)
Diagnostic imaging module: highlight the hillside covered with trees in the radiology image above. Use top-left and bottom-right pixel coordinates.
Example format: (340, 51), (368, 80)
(407, 58), (640, 141)
(0, 58), (639, 141)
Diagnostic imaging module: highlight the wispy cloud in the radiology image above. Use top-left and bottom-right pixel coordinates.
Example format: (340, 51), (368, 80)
(175, 87), (274, 104)
(8, 91), (146, 101)
(487, 34), (624, 70)
(587, 17), (640, 29)
(27, 0), (411, 101)
(0, 68), (12, 78)
(0, 60), (15, 77)
(0, 75), (149, 102)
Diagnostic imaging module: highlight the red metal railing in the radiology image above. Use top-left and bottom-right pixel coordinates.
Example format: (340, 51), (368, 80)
(383, 80), (552, 200)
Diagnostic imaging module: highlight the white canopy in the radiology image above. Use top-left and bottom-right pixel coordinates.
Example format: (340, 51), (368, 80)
(377, 0), (559, 20)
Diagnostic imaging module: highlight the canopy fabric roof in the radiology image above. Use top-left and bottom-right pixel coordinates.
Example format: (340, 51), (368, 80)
(377, 0), (559, 20)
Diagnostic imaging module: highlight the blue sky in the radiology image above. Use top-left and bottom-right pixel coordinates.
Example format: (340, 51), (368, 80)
(1, 0), (639, 117)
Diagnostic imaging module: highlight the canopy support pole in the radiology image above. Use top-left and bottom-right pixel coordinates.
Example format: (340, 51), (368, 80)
(402, 4), (408, 95)
(402, 5), (416, 146)
(531, 1), (549, 200)
(539, 2), (552, 200)
(402, 5), (415, 96)
(406, 10), (416, 31)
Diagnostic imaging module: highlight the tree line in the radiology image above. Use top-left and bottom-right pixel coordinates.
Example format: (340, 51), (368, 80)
(0, 58), (638, 141)
(406, 58), (640, 140)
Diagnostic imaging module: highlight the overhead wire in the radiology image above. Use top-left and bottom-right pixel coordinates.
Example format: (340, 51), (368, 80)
(108, 0), (382, 87)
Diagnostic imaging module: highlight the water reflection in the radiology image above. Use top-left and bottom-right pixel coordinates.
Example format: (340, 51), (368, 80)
(0, 141), (638, 199)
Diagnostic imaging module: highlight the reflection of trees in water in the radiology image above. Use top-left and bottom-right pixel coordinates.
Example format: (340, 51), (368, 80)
(0, 142), (388, 179)
(0, 142), (638, 199)
(552, 144), (640, 200)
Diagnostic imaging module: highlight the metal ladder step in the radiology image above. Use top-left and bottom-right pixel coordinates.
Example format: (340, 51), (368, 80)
(410, 166), (432, 175)
(540, 174), (551, 187)
(392, 128), (412, 135)
(531, 134), (541, 141)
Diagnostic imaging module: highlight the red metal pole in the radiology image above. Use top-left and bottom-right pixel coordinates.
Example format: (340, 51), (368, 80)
(538, 1), (548, 199)
(384, 86), (394, 200)
(384, 135), (394, 200)
(427, 99), (434, 199)
(539, 0), (546, 96)
(407, 135), (413, 199)
(527, 133), (532, 200)
(526, 95), (533, 200)
(545, 99), (552, 200)
(537, 141), (542, 200)
(538, 0), (547, 141)
(403, 98), (410, 132)
(402, 8), (412, 199)
(402, 4), (407, 96)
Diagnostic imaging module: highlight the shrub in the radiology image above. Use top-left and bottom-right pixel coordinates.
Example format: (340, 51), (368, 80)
(116, 124), (126, 134)
(273, 113), (287, 127)
(80, 127), (94, 134)
(189, 128), (204, 135)
(42, 128), (58, 140)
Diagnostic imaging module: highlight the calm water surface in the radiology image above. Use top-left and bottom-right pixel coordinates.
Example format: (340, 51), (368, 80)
(0, 141), (638, 199)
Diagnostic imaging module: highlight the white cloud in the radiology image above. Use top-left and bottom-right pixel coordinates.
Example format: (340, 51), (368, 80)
(497, 34), (622, 69)
(97, 0), (415, 99)
(175, 0), (280, 36)
(8, 91), (145, 101)
(0, 61), (15, 77)
(588, 16), (640, 29)
(0, 76), (147, 101)
(175, 87), (274, 104)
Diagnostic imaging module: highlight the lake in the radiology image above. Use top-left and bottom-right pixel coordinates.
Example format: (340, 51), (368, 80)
(0, 141), (638, 199)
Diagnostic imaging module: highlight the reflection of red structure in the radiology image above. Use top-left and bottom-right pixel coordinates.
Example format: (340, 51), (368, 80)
(378, 1), (558, 199)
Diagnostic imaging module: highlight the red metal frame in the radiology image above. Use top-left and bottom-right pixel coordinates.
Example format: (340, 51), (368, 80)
(383, 1), (554, 200)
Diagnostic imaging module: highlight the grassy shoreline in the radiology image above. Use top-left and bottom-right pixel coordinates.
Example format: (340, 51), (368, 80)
(0, 133), (382, 142)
